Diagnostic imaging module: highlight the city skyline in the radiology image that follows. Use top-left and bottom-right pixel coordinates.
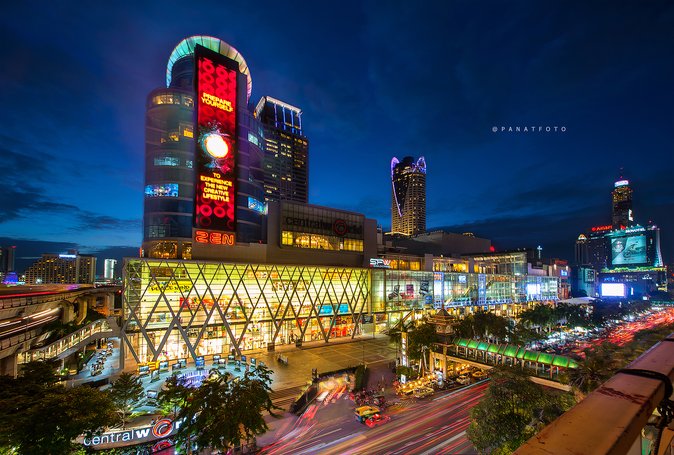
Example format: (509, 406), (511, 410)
(1, 1), (673, 272)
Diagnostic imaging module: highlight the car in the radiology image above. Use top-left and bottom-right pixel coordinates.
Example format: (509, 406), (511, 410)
(365, 413), (391, 428)
(472, 370), (487, 379)
(355, 405), (381, 423)
(413, 387), (434, 398)
(457, 375), (471, 385)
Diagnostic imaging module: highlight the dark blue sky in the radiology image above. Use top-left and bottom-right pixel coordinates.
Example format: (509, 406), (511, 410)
(1, 1), (673, 273)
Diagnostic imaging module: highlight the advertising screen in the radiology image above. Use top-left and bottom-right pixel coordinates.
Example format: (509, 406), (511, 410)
(611, 235), (646, 266)
(601, 283), (626, 297)
(193, 45), (237, 246)
(145, 183), (178, 198)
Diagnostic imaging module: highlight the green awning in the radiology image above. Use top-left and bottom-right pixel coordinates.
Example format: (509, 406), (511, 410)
(523, 350), (540, 362)
(477, 341), (489, 351)
(467, 340), (479, 349)
(504, 345), (519, 357)
(456, 338), (469, 347)
(498, 345), (508, 355)
(537, 352), (554, 365)
(568, 359), (579, 369)
(487, 344), (500, 354)
(552, 356), (570, 368)
(515, 348), (527, 359)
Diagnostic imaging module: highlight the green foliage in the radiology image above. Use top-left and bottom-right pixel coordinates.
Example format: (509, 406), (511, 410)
(163, 363), (278, 452)
(454, 311), (511, 343)
(407, 321), (438, 360)
(467, 366), (574, 454)
(354, 364), (370, 390)
(109, 373), (145, 429)
(0, 361), (116, 455)
(395, 365), (418, 380)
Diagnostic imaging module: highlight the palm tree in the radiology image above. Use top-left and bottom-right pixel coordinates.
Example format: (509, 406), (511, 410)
(566, 345), (617, 396)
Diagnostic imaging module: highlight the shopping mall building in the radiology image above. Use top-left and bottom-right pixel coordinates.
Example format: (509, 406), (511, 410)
(120, 36), (562, 369)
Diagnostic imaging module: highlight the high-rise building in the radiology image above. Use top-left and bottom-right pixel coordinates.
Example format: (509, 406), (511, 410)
(142, 36), (266, 259)
(104, 259), (117, 280)
(255, 96), (309, 203)
(24, 251), (96, 285)
(612, 176), (634, 229)
(574, 234), (589, 265)
(390, 156), (426, 236)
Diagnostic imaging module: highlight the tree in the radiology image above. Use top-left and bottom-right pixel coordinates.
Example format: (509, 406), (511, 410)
(110, 372), (145, 429)
(407, 321), (438, 361)
(166, 364), (278, 453)
(0, 360), (116, 455)
(564, 344), (619, 396)
(468, 366), (574, 454)
(519, 305), (555, 333)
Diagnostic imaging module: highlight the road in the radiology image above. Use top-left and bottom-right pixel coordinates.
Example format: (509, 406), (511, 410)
(260, 380), (488, 455)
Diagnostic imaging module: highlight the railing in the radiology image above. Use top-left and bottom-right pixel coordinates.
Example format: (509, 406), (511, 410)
(19, 318), (114, 363)
(0, 290), (89, 310)
(516, 332), (674, 455)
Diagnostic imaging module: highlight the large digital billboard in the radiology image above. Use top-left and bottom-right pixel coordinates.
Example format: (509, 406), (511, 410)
(193, 45), (237, 246)
(611, 234), (646, 266)
(601, 283), (626, 297)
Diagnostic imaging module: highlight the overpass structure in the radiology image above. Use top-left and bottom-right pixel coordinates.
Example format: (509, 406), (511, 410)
(430, 338), (579, 391)
(0, 285), (120, 375)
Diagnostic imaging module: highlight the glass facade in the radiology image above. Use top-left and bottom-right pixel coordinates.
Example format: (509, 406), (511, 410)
(123, 259), (370, 364)
(123, 260), (560, 366)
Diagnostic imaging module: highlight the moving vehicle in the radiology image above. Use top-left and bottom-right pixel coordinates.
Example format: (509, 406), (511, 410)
(365, 413), (391, 428)
(413, 387), (434, 398)
(472, 370), (487, 379)
(457, 375), (471, 385)
(355, 405), (380, 423)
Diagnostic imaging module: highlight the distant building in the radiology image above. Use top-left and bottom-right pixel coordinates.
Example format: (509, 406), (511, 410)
(104, 259), (117, 280)
(255, 96), (309, 203)
(391, 156), (426, 236)
(574, 234), (589, 266)
(24, 251), (96, 285)
(612, 176), (634, 229)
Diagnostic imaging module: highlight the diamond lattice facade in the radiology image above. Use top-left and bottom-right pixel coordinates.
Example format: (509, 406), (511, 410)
(122, 259), (370, 365)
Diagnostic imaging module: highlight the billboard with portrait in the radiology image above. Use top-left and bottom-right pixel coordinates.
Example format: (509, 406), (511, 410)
(611, 235), (646, 266)
(193, 44), (238, 246)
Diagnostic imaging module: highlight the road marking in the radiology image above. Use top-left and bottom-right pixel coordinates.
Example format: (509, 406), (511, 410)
(420, 430), (467, 455)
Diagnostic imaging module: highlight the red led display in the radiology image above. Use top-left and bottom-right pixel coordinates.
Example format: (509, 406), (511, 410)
(193, 45), (237, 244)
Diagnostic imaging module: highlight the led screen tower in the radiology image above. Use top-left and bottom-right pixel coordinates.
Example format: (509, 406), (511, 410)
(391, 156), (426, 236)
(612, 176), (633, 229)
(142, 36), (265, 259)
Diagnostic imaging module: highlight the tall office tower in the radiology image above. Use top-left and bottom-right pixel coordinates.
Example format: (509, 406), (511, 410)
(0, 246), (15, 274)
(143, 36), (266, 259)
(390, 156), (427, 236)
(254, 96), (309, 203)
(612, 176), (634, 229)
(574, 234), (589, 265)
(104, 258), (117, 280)
(24, 251), (96, 285)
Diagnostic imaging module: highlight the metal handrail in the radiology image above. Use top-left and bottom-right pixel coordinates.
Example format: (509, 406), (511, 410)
(516, 332), (674, 455)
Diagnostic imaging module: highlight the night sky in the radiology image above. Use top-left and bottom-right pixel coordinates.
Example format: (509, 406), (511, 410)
(1, 1), (673, 274)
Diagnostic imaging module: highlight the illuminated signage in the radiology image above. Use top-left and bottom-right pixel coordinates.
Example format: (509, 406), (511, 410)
(591, 225), (613, 232)
(194, 229), (235, 246)
(611, 235), (647, 266)
(401, 331), (409, 367)
(601, 283), (626, 297)
(145, 183), (178, 198)
(614, 180), (629, 188)
(283, 216), (363, 237)
(59, 254), (76, 259)
(247, 196), (268, 214)
(80, 418), (182, 448)
(369, 258), (392, 268)
(193, 45), (238, 246)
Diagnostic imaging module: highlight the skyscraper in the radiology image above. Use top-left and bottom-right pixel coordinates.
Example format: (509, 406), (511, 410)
(142, 36), (266, 259)
(104, 258), (117, 280)
(24, 251), (96, 285)
(390, 156), (426, 236)
(255, 96), (309, 203)
(612, 176), (634, 229)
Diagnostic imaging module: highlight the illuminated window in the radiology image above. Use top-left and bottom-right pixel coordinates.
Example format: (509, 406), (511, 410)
(183, 96), (194, 108)
(182, 126), (194, 138)
(153, 94), (174, 105)
(281, 231), (293, 246)
(145, 184), (179, 198)
(186, 160), (193, 168)
(169, 131), (180, 142)
(154, 157), (179, 167)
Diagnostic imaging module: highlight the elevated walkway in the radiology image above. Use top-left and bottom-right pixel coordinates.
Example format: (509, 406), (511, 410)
(19, 317), (119, 364)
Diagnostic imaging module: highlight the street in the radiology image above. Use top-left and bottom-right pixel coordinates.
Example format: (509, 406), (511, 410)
(259, 380), (488, 455)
